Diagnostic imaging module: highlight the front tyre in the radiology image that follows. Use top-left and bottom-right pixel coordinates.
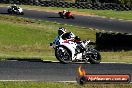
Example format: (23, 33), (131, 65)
(20, 12), (24, 15)
(87, 49), (101, 64)
(71, 16), (75, 19)
(55, 46), (72, 64)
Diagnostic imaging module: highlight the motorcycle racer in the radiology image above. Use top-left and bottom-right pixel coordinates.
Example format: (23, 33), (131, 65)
(57, 27), (88, 54)
(11, 4), (18, 11)
(7, 4), (24, 15)
(50, 27), (101, 64)
(62, 10), (67, 16)
(52, 27), (74, 47)
(58, 10), (74, 19)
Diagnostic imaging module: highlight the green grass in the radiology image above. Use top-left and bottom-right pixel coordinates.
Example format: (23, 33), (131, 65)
(102, 51), (132, 63)
(0, 4), (132, 20)
(0, 82), (131, 88)
(0, 14), (132, 63)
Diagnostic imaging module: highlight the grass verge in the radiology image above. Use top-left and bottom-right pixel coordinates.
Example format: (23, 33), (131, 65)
(0, 82), (131, 88)
(0, 4), (132, 20)
(0, 14), (132, 63)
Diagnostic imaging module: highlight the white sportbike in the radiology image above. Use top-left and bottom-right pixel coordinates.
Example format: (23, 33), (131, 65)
(50, 34), (101, 64)
(7, 6), (24, 15)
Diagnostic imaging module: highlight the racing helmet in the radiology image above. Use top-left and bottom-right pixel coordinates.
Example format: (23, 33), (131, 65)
(63, 10), (66, 12)
(13, 4), (16, 6)
(58, 27), (66, 36)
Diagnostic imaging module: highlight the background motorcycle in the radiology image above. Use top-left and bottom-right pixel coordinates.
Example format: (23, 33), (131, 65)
(50, 35), (101, 64)
(58, 11), (74, 19)
(7, 6), (24, 15)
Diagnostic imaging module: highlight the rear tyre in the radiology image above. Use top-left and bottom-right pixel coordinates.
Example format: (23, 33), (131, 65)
(58, 12), (64, 18)
(55, 46), (72, 64)
(87, 49), (101, 64)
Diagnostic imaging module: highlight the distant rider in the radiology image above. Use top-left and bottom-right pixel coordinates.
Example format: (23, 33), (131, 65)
(62, 10), (67, 16)
(11, 4), (18, 10)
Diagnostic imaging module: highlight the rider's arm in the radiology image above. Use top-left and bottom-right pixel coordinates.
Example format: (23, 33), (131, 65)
(53, 36), (59, 44)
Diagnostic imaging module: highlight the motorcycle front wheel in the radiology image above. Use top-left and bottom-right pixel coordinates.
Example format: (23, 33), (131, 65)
(71, 16), (75, 19)
(20, 12), (24, 15)
(55, 46), (72, 64)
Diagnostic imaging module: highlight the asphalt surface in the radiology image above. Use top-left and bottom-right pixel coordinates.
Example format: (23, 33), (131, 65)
(0, 7), (132, 33)
(0, 60), (132, 82)
(0, 7), (132, 82)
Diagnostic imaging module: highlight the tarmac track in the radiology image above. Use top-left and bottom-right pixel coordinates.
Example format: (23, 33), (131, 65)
(0, 7), (132, 33)
(0, 60), (131, 82)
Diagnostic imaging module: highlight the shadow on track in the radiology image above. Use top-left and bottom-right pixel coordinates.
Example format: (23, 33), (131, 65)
(4, 57), (60, 63)
(0, 12), (9, 14)
(48, 17), (62, 19)
(0, 13), (17, 16)
(5, 57), (93, 64)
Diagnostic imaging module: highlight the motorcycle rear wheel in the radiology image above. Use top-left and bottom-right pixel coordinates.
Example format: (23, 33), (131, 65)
(55, 46), (72, 64)
(87, 49), (101, 64)
(7, 9), (12, 14)
(58, 12), (64, 18)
